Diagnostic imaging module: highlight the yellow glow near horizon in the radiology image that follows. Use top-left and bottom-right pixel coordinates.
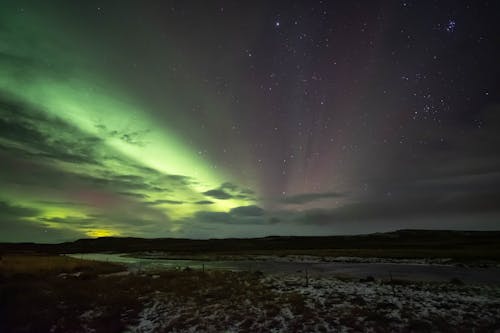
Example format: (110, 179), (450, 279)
(86, 229), (120, 238)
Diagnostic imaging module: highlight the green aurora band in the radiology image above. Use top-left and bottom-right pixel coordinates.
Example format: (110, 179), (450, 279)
(0, 5), (256, 240)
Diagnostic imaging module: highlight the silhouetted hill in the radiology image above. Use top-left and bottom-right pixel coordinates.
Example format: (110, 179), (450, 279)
(2, 229), (500, 261)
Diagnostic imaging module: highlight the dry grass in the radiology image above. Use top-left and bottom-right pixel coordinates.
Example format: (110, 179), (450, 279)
(0, 255), (302, 333)
(0, 255), (124, 277)
(4, 254), (495, 332)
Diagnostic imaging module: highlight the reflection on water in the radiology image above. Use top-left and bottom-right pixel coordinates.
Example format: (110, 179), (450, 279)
(67, 253), (500, 284)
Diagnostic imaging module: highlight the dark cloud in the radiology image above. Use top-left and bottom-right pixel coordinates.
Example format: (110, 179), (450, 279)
(294, 192), (500, 225)
(202, 182), (255, 201)
(0, 218), (86, 243)
(0, 201), (86, 243)
(203, 189), (233, 200)
(147, 199), (184, 205)
(3, 1), (500, 241)
(194, 200), (214, 205)
(164, 174), (194, 186)
(190, 188), (500, 231)
(189, 205), (267, 226)
(281, 192), (346, 205)
(269, 217), (281, 224)
(117, 192), (150, 199)
(230, 205), (265, 216)
(0, 201), (39, 218)
(40, 216), (99, 226)
(75, 174), (170, 194)
(36, 200), (89, 207)
(0, 96), (190, 205)
(0, 94), (227, 241)
(0, 96), (103, 165)
(114, 175), (146, 182)
(194, 211), (232, 224)
(410, 171), (500, 194)
(95, 123), (150, 147)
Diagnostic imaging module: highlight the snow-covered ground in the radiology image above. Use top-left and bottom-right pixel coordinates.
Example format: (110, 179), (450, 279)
(125, 273), (500, 332)
(264, 274), (500, 331)
(131, 252), (459, 265)
(249, 254), (460, 265)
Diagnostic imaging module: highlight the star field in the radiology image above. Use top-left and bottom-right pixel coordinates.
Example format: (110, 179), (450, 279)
(0, 0), (499, 242)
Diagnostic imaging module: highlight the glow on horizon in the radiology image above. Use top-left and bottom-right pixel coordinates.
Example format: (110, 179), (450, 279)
(0, 33), (257, 240)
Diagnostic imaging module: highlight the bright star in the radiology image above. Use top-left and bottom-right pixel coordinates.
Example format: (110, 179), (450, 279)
(446, 20), (456, 33)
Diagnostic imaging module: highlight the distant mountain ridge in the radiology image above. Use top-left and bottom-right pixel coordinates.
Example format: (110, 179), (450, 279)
(2, 229), (500, 261)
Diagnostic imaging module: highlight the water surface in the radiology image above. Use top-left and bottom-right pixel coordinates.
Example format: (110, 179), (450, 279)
(68, 253), (500, 284)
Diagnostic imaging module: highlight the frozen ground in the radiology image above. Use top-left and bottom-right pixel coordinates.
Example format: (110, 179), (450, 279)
(70, 253), (500, 284)
(128, 252), (463, 265)
(264, 274), (500, 331)
(5, 255), (499, 332)
(125, 273), (500, 332)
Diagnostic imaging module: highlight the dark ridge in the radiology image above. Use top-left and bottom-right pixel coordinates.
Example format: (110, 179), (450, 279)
(1, 229), (500, 261)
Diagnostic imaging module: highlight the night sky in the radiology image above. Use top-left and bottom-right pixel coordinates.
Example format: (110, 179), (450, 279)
(1, 1), (499, 242)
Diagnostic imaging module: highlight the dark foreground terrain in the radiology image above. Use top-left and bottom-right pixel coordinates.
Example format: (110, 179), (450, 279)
(2, 230), (500, 332)
(1, 253), (500, 332)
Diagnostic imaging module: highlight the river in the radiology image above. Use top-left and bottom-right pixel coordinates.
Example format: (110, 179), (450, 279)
(67, 253), (500, 284)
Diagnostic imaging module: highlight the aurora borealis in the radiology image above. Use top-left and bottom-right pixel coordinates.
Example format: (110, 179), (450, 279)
(1, 1), (499, 242)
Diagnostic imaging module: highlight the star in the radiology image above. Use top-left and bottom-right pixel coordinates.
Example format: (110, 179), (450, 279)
(446, 20), (456, 33)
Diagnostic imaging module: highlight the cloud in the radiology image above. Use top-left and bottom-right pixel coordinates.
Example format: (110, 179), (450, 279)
(0, 95), (103, 165)
(146, 199), (184, 205)
(40, 216), (99, 226)
(118, 192), (150, 199)
(293, 192), (500, 225)
(229, 205), (265, 216)
(163, 174), (195, 186)
(0, 200), (40, 218)
(193, 211), (233, 224)
(0, 94), (254, 241)
(194, 200), (214, 205)
(202, 182), (255, 200)
(203, 189), (233, 200)
(0, 201), (86, 243)
(188, 205), (266, 226)
(95, 123), (150, 147)
(281, 192), (346, 204)
(0, 95), (214, 202)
